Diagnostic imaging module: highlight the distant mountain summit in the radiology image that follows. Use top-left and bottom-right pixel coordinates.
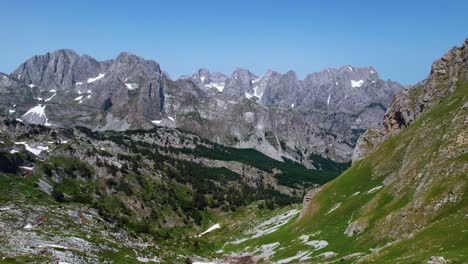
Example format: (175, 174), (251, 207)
(0, 50), (403, 165)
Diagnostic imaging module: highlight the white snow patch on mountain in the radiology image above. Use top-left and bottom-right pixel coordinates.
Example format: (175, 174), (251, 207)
(350, 191), (361, 197)
(200, 76), (205, 83)
(22, 105), (51, 126)
(151, 120), (162, 125)
(87, 73), (105, 83)
(49, 89), (56, 93)
(197, 223), (221, 237)
(348, 66), (353, 71)
(231, 209), (300, 244)
(14, 142), (49, 156)
(168, 117), (175, 122)
(205, 82), (225, 92)
(76, 82), (83, 85)
(19, 166), (34, 171)
(367, 185), (383, 194)
(277, 251), (310, 263)
(305, 240), (328, 250)
(86, 90), (92, 94)
(27, 84), (36, 88)
(317, 251), (337, 258)
(351, 80), (364, 88)
(326, 203), (341, 214)
(255, 242), (280, 259)
(125, 83), (139, 90)
(253, 85), (263, 99)
(136, 256), (161, 263)
(9, 109), (15, 114)
(245, 91), (255, 99)
(74, 96), (83, 101)
(327, 94), (331, 106)
(45, 93), (56, 102)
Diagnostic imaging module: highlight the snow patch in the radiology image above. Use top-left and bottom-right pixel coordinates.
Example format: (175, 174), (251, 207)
(276, 251), (310, 264)
(255, 242), (280, 259)
(45, 93), (56, 102)
(350, 191), (361, 197)
(23, 223), (33, 229)
(9, 109), (15, 114)
(305, 240), (328, 250)
(351, 80), (364, 88)
(136, 256), (161, 263)
(74, 96), (83, 101)
(19, 166), (34, 171)
(205, 82), (225, 92)
(14, 142), (49, 156)
(49, 89), (56, 93)
(168, 116), (175, 122)
(197, 223), (220, 237)
(327, 94), (331, 106)
(317, 251), (336, 258)
(87, 73), (105, 83)
(27, 84), (36, 88)
(125, 83), (139, 90)
(367, 185), (383, 194)
(151, 120), (162, 125)
(245, 91), (255, 99)
(200, 76), (205, 83)
(291, 103), (295, 108)
(348, 66), (353, 71)
(231, 209), (300, 244)
(76, 82), (83, 85)
(326, 203), (341, 214)
(22, 105), (51, 126)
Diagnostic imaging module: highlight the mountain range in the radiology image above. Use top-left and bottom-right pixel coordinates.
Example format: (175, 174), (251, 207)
(1, 50), (403, 166)
(0, 39), (466, 263)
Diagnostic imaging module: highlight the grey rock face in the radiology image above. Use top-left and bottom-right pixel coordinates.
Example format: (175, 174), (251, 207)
(353, 38), (468, 162)
(12, 49), (107, 91)
(384, 39), (468, 134)
(1, 49), (404, 165)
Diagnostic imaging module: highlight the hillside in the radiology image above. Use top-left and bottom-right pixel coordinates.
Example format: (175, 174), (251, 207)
(188, 40), (468, 263)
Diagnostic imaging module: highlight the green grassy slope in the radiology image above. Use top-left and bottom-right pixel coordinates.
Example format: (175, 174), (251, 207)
(205, 80), (467, 263)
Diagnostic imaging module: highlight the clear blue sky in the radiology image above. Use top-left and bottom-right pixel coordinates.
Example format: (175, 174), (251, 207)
(1, 0), (467, 84)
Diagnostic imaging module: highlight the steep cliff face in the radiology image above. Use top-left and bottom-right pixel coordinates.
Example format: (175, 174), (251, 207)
(0, 50), (403, 165)
(384, 39), (468, 134)
(353, 38), (468, 162)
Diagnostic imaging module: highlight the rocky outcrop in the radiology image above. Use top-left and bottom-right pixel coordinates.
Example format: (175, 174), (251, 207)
(351, 127), (384, 163)
(354, 39), (468, 161)
(298, 185), (321, 219)
(384, 38), (468, 134)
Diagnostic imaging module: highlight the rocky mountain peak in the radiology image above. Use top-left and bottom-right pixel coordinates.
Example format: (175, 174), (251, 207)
(384, 38), (468, 134)
(12, 49), (104, 90)
(109, 51), (162, 80)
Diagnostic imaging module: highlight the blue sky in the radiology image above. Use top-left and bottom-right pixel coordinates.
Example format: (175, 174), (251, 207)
(1, 0), (467, 84)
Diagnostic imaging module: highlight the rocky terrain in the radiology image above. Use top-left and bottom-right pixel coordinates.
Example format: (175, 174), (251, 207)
(0, 36), (466, 264)
(0, 50), (403, 167)
(193, 39), (466, 264)
(353, 39), (468, 163)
